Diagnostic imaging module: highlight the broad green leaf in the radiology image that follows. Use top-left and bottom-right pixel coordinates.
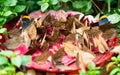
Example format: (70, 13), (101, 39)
(4, 0), (17, 6)
(37, 1), (45, 6)
(87, 71), (100, 75)
(43, 0), (49, 3)
(93, 70), (101, 75)
(16, 71), (24, 75)
(110, 67), (119, 75)
(50, 0), (59, 5)
(27, 1), (35, 6)
(4, 66), (15, 71)
(0, 18), (4, 22)
(79, 70), (86, 75)
(0, 50), (15, 57)
(3, 11), (12, 16)
(111, 57), (117, 61)
(85, 1), (92, 12)
(107, 13), (120, 24)
(95, 13), (100, 19)
(117, 55), (120, 59)
(53, 4), (60, 10)
(118, 64), (120, 67)
(0, 18), (7, 26)
(0, 55), (8, 65)
(118, 34), (120, 38)
(41, 3), (49, 12)
(14, 5), (26, 13)
(118, 8), (120, 12)
(21, 55), (31, 65)
(0, 0), (5, 4)
(88, 63), (96, 70)
(117, 72), (120, 75)
(72, 1), (87, 9)
(61, 0), (70, 2)
(18, 0), (26, 5)
(0, 28), (7, 34)
(11, 56), (22, 67)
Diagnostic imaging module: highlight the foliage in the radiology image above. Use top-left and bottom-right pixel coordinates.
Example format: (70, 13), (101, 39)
(106, 54), (120, 75)
(23, 0), (93, 14)
(0, 0), (26, 27)
(0, 50), (31, 75)
(79, 63), (101, 75)
(0, 0), (26, 39)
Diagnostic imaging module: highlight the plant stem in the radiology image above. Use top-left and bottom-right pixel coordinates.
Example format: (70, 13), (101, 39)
(118, 0), (120, 7)
(108, 0), (111, 12)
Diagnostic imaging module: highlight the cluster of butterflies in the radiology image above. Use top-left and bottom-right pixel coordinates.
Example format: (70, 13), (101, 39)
(21, 1), (111, 31)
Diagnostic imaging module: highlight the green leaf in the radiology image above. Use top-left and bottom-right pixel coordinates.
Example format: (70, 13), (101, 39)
(117, 55), (120, 59)
(11, 56), (22, 67)
(61, 0), (70, 2)
(117, 72), (120, 75)
(4, 0), (17, 6)
(79, 70), (86, 75)
(50, 0), (59, 5)
(14, 5), (26, 13)
(27, 1), (35, 6)
(85, 1), (92, 12)
(37, 1), (45, 6)
(41, 3), (49, 12)
(0, 18), (7, 26)
(88, 63), (96, 70)
(0, 55), (8, 65)
(3, 11), (12, 16)
(53, 3), (60, 10)
(95, 13), (100, 19)
(0, 18), (4, 22)
(16, 71), (24, 75)
(72, 1), (87, 9)
(111, 57), (117, 61)
(107, 13), (120, 24)
(0, 50), (15, 57)
(4, 66), (15, 72)
(43, 0), (49, 3)
(118, 64), (120, 67)
(0, 28), (7, 34)
(118, 34), (120, 38)
(110, 67), (119, 75)
(21, 55), (31, 65)
(93, 70), (101, 75)
(87, 71), (99, 75)
(0, 0), (5, 4)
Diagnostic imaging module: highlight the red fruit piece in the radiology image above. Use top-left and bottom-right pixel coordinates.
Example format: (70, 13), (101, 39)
(0, 34), (8, 43)
(93, 51), (114, 66)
